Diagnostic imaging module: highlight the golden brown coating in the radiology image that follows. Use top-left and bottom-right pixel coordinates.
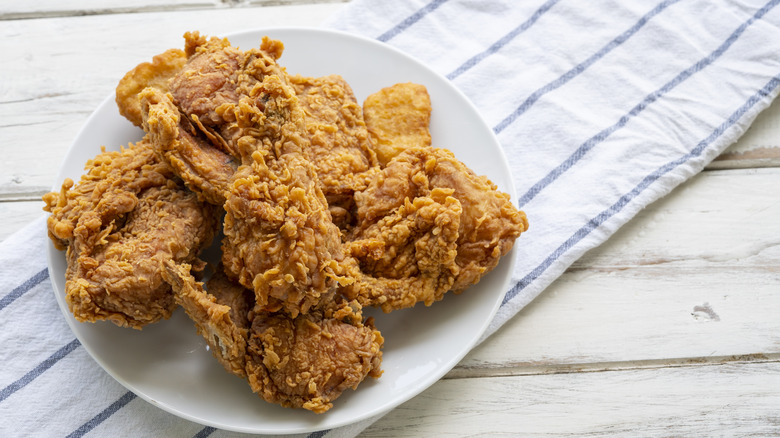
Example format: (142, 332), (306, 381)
(290, 74), (379, 213)
(222, 75), (352, 317)
(342, 147), (528, 312)
(44, 140), (219, 328)
(169, 32), (244, 130)
(163, 261), (253, 377)
(141, 87), (238, 205)
(246, 302), (383, 413)
(363, 82), (432, 166)
(115, 48), (187, 127)
(162, 261), (383, 413)
(43, 139), (176, 250)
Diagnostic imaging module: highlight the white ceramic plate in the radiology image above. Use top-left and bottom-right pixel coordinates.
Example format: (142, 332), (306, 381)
(47, 28), (518, 434)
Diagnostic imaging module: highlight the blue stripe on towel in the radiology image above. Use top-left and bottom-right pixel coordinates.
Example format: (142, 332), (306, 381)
(514, 0), (780, 209)
(447, 0), (562, 80)
(502, 74), (780, 306)
(377, 0), (450, 42)
(492, 0), (682, 134)
(0, 268), (49, 312)
(0, 338), (80, 403)
(66, 391), (137, 438)
(193, 426), (216, 438)
(307, 430), (331, 438)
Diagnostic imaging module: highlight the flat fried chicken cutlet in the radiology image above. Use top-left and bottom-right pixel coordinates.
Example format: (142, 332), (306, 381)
(342, 147), (528, 312)
(43, 139), (219, 328)
(362, 82), (432, 167)
(163, 261), (383, 413)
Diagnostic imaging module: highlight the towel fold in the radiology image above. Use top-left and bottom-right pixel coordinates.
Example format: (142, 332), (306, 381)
(3, 0), (780, 436)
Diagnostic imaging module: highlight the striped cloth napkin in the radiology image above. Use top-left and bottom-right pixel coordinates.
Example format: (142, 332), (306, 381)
(3, 0), (780, 437)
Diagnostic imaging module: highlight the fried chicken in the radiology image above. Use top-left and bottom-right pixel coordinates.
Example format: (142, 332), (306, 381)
(115, 48), (187, 127)
(46, 30), (529, 413)
(290, 74), (379, 228)
(363, 82), (432, 166)
(162, 260), (383, 413)
(43, 139), (219, 328)
(162, 261), (252, 377)
(222, 74), (352, 317)
(141, 87), (238, 205)
(342, 147), (528, 312)
(246, 302), (383, 413)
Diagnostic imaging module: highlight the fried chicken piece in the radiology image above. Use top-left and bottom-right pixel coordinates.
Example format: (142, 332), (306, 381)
(363, 83), (432, 166)
(141, 87), (238, 205)
(135, 32), (289, 206)
(43, 138), (176, 249)
(115, 48), (187, 127)
(290, 74), (379, 228)
(169, 32), (244, 131)
(163, 261), (253, 377)
(246, 300), (383, 413)
(43, 140), (219, 328)
(169, 31), (286, 159)
(162, 261), (383, 413)
(342, 147), (528, 312)
(222, 74), (352, 317)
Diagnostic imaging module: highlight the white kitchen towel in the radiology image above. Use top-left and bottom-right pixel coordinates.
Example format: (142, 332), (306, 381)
(3, 0), (780, 437)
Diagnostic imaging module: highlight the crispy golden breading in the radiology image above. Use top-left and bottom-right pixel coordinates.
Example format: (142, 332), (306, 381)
(164, 260), (383, 413)
(342, 147), (528, 312)
(290, 74), (378, 201)
(163, 261), (252, 377)
(222, 75), (351, 317)
(43, 139), (175, 250)
(363, 82), (432, 166)
(141, 88), (238, 205)
(115, 48), (187, 127)
(44, 140), (219, 329)
(246, 301), (383, 413)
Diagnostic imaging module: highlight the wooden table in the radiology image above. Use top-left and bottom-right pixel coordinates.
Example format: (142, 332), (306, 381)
(3, 1), (779, 435)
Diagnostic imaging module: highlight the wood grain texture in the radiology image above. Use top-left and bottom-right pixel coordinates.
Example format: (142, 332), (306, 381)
(711, 92), (780, 169)
(363, 362), (780, 437)
(0, 0), (347, 20)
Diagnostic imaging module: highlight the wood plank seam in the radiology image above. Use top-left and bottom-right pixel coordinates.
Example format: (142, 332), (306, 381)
(0, 0), (346, 21)
(446, 353), (780, 379)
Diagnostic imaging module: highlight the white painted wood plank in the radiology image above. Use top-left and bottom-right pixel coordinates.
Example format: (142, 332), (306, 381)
(0, 4), (345, 199)
(458, 168), (780, 369)
(0, 0), (219, 19)
(362, 362), (780, 437)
